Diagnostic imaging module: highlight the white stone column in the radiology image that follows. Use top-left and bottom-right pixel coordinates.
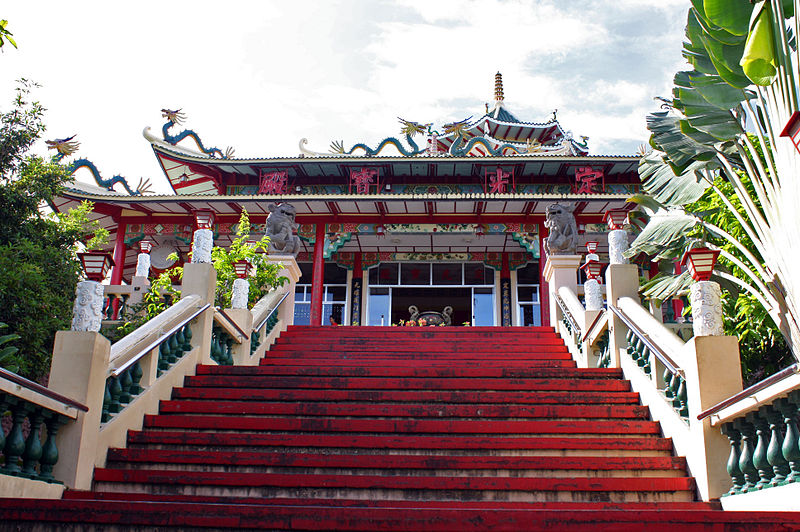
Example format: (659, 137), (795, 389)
(134, 253), (151, 278)
(690, 280), (723, 336)
(584, 279), (604, 311)
(191, 229), (213, 264)
(543, 255), (582, 328)
(70, 281), (105, 332)
(231, 278), (250, 309)
(608, 229), (629, 265)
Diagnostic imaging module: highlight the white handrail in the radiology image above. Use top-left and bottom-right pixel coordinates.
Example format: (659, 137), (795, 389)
(251, 286), (290, 329)
(617, 296), (686, 363)
(558, 286), (586, 331)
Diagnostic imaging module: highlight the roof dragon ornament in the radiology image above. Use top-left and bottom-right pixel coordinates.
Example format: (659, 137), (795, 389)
(329, 118), (431, 157)
(46, 136), (152, 195)
(160, 109), (234, 159)
(444, 118), (525, 157)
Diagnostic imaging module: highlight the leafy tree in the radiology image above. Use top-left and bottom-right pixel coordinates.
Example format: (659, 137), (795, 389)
(0, 81), (106, 379)
(628, 0), (800, 375)
(0, 20), (16, 50)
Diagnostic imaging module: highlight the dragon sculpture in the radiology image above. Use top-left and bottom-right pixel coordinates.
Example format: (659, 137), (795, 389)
(329, 118), (430, 157)
(46, 136), (151, 195)
(443, 118), (525, 157)
(161, 108), (234, 159)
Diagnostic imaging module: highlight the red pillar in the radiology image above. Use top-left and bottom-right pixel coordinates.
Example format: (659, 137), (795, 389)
(110, 222), (127, 285)
(309, 222), (326, 326)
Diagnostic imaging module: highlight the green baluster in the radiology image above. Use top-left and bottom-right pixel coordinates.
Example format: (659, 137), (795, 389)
(721, 423), (744, 494)
(104, 294), (117, 320)
(224, 334), (234, 365)
(108, 376), (122, 414)
(780, 395), (800, 482)
(168, 332), (179, 363)
(129, 360), (144, 395)
(3, 401), (28, 473)
(767, 405), (790, 485)
(158, 342), (170, 373)
(663, 368), (674, 399)
(642, 346), (651, 375)
(101, 380), (111, 422)
(118, 368), (132, 404)
(736, 419), (758, 491)
(210, 327), (220, 364)
(22, 409), (45, 478)
(751, 410), (774, 488)
(0, 395), (9, 451)
(119, 294), (130, 319)
(677, 376), (688, 417)
(39, 414), (65, 482)
(174, 327), (186, 357)
(182, 323), (193, 351)
(670, 373), (682, 409)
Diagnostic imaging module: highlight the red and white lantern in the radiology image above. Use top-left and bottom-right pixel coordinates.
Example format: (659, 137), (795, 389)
(78, 251), (115, 282)
(603, 209), (628, 230)
(194, 210), (215, 230)
(680, 247), (720, 282)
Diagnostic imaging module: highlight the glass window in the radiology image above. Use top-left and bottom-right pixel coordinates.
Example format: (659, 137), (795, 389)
(433, 263), (462, 285)
(517, 286), (538, 303)
(401, 263), (431, 285)
(517, 262), (540, 284)
(464, 263), (492, 286)
(368, 288), (390, 326)
(326, 285), (347, 302)
(369, 263), (398, 285)
(324, 263), (348, 284)
(519, 304), (541, 327)
(472, 288), (494, 326)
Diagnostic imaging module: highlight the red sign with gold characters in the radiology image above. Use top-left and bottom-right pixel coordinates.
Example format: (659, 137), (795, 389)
(484, 167), (515, 194)
(349, 168), (379, 194)
(259, 170), (289, 194)
(574, 166), (604, 194)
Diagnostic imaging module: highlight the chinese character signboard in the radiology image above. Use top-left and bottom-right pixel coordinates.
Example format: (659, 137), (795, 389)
(574, 166), (604, 194)
(259, 170), (289, 195)
(349, 168), (380, 195)
(483, 167), (515, 194)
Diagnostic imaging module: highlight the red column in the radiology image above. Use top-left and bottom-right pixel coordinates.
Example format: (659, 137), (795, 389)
(309, 222), (326, 326)
(353, 253), (363, 279)
(110, 222), (127, 285)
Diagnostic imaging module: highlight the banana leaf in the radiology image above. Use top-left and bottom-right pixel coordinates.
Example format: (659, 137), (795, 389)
(678, 70), (754, 110)
(699, 32), (751, 88)
(701, 0), (752, 37)
(641, 271), (694, 301)
(646, 112), (717, 172)
(690, 2), (747, 44)
(625, 210), (697, 258)
(639, 150), (713, 206)
(740, 1), (778, 86)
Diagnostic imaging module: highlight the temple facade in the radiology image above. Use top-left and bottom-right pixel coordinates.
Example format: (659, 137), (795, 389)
(52, 73), (640, 327)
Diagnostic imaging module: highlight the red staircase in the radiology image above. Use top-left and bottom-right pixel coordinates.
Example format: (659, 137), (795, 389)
(2, 325), (800, 530)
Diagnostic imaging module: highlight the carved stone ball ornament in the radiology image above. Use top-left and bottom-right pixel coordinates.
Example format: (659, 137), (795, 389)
(231, 278), (250, 309)
(543, 203), (578, 256)
(691, 280), (723, 336)
(266, 203), (301, 257)
(191, 229), (213, 263)
(608, 229), (629, 265)
(70, 281), (105, 332)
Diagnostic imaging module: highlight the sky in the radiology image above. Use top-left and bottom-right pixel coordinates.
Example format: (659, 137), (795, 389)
(2, 1), (690, 194)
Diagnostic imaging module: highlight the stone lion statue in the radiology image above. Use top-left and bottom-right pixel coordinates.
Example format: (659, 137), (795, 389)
(543, 203), (578, 256)
(266, 203), (301, 256)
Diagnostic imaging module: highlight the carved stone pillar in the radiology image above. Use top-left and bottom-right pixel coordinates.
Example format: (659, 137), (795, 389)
(690, 280), (723, 336)
(191, 229), (213, 264)
(584, 279), (604, 311)
(608, 229), (629, 265)
(231, 278), (250, 309)
(135, 253), (151, 278)
(70, 281), (105, 332)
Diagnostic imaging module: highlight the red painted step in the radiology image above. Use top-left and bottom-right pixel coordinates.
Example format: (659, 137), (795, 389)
(158, 400), (649, 419)
(171, 387), (642, 404)
(202, 365), (621, 379)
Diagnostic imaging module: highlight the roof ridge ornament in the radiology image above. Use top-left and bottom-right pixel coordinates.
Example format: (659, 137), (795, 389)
(160, 108), (234, 159)
(494, 72), (504, 102)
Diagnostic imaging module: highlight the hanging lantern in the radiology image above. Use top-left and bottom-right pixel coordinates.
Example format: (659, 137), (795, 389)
(233, 259), (251, 279)
(603, 209), (628, 230)
(78, 251), (115, 282)
(780, 111), (800, 154)
(475, 224), (485, 239)
(585, 241), (598, 254)
(580, 259), (604, 281)
(194, 210), (215, 230)
(139, 240), (153, 254)
(376, 224), (386, 238)
(680, 247), (720, 282)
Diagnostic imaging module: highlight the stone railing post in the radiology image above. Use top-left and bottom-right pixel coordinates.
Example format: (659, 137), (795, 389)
(542, 255), (581, 329)
(181, 262), (217, 365)
(683, 336), (743, 500)
(604, 264), (639, 368)
(225, 309), (254, 366)
(48, 331), (110, 490)
(268, 256), (301, 328)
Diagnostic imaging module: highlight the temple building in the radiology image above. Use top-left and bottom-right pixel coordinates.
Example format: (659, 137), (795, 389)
(51, 73), (640, 328)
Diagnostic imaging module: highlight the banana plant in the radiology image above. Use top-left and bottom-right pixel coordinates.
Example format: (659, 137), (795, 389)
(629, 0), (800, 359)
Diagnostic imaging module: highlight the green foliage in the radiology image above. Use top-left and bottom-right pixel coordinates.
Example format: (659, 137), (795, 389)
(0, 322), (20, 373)
(0, 81), (106, 379)
(209, 210), (287, 309)
(110, 270), (182, 343)
(0, 20), (16, 50)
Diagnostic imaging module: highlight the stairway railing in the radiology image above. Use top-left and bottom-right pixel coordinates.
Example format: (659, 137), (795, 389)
(0, 367), (87, 490)
(544, 258), (743, 502)
(250, 287), (292, 360)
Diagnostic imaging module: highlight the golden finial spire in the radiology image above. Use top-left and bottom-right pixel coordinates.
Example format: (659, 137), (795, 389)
(494, 72), (504, 102)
